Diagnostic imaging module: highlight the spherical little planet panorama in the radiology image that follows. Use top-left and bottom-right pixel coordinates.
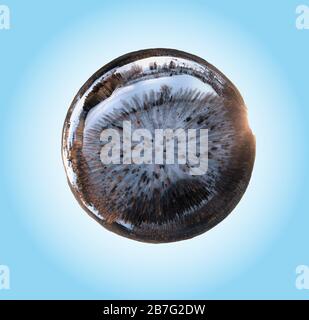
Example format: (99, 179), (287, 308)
(62, 48), (255, 243)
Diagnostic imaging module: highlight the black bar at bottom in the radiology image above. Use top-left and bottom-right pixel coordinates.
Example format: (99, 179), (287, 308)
(0, 300), (308, 318)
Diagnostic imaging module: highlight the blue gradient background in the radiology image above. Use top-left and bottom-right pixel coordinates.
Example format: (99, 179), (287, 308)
(0, 0), (308, 299)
